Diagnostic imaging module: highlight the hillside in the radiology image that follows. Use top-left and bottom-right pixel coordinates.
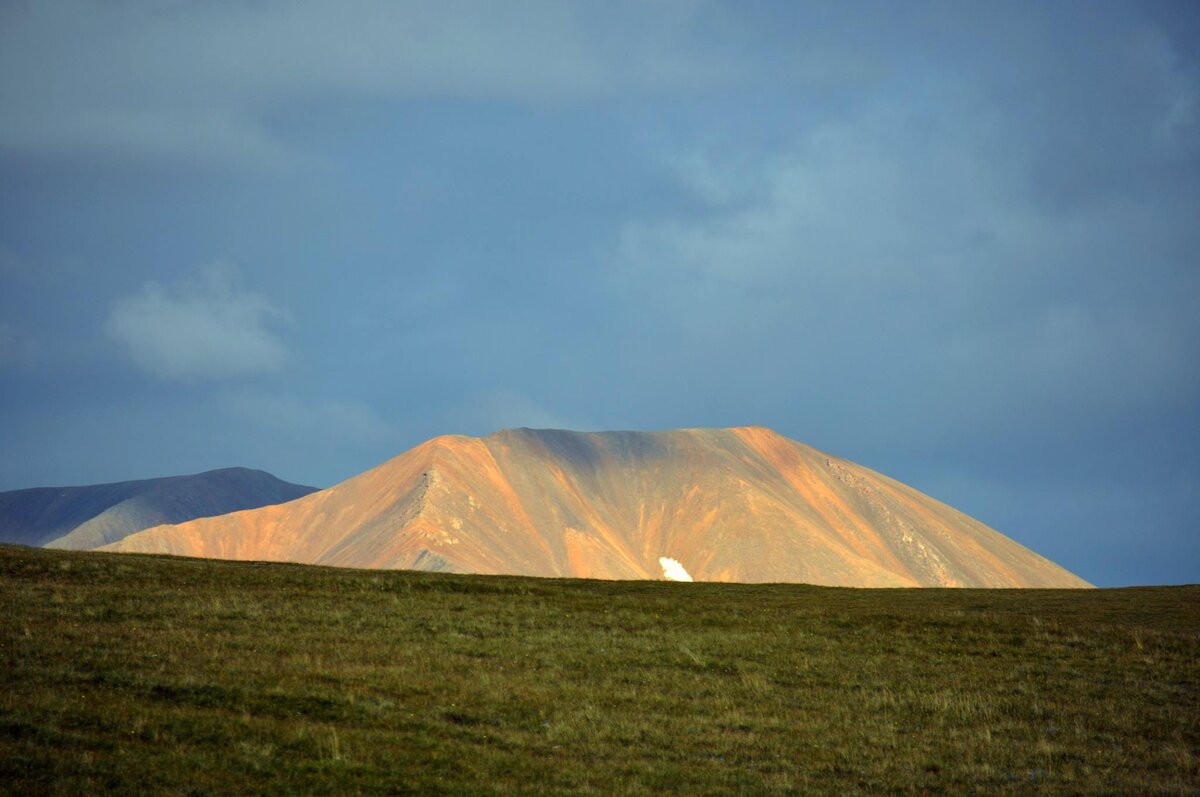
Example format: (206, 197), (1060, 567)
(106, 427), (1088, 587)
(0, 544), (1194, 795)
(0, 468), (316, 550)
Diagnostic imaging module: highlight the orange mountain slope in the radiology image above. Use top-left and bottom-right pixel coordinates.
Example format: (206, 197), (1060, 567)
(103, 427), (1091, 587)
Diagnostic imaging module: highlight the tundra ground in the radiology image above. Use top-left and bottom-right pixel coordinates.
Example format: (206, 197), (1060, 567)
(1, 544), (1196, 795)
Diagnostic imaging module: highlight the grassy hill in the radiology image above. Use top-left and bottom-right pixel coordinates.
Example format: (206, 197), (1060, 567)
(1, 544), (1196, 795)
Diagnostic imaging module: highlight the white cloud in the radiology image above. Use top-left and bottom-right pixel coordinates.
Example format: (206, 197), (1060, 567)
(105, 264), (288, 381)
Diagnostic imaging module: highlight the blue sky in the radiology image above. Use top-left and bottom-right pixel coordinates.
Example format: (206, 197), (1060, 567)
(2, 1), (1197, 586)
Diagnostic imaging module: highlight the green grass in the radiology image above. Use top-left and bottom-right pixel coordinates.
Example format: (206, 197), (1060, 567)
(1, 544), (1197, 795)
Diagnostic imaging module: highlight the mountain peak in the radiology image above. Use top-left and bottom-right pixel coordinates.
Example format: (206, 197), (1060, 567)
(104, 427), (1090, 588)
(0, 468), (317, 550)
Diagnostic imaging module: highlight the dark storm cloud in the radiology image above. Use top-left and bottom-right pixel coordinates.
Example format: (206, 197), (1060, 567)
(1, 1), (1196, 585)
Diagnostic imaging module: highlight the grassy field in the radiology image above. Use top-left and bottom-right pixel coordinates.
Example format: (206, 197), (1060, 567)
(1, 544), (1197, 795)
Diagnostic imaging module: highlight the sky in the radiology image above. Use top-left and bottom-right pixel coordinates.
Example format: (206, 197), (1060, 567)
(1, 1), (1197, 587)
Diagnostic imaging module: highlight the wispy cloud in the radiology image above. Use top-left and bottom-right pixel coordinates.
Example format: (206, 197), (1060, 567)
(220, 390), (400, 447)
(610, 76), (1200, 433)
(0, 0), (726, 167)
(105, 264), (288, 382)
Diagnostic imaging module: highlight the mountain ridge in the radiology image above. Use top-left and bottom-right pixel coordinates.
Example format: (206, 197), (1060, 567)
(104, 427), (1091, 588)
(0, 467), (318, 550)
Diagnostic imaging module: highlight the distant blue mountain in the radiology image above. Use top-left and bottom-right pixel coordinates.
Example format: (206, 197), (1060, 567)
(0, 468), (317, 550)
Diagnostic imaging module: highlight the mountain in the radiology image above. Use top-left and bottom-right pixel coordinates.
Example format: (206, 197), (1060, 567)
(102, 428), (1089, 587)
(0, 468), (318, 550)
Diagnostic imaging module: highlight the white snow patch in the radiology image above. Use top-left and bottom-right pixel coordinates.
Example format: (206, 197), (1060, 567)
(659, 556), (693, 582)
